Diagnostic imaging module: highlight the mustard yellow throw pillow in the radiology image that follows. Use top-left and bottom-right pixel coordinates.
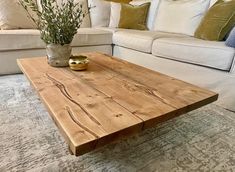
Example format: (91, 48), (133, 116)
(118, 3), (150, 30)
(194, 0), (235, 41)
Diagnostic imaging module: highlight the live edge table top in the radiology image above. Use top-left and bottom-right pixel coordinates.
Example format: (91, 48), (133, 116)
(17, 52), (218, 156)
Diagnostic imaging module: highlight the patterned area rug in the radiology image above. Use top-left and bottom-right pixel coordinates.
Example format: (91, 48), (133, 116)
(0, 74), (235, 172)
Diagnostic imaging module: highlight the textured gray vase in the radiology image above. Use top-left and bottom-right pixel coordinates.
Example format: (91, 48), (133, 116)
(46, 44), (72, 67)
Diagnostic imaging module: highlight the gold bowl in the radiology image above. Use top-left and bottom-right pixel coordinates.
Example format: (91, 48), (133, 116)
(69, 55), (89, 71)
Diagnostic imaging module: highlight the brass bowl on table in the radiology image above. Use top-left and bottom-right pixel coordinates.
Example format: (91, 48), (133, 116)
(69, 55), (89, 71)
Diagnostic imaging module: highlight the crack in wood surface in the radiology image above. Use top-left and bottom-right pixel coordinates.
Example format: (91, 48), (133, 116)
(66, 69), (145, 123)
(65, 106), (99, 139)
(46, 73), (101, 126)
(133, 84), (178, 109)
(89, 59), (179, 110)
(105, 96), (145, 123)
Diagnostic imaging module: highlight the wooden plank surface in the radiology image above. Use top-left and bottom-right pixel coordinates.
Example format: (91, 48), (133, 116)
(17, 52), (218, 156)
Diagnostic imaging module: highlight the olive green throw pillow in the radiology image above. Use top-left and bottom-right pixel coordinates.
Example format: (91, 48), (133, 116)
(118, 3), (150, 30)
(194, 0), (235, 41)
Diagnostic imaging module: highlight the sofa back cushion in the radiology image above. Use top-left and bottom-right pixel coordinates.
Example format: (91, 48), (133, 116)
(89, 0), (111, 27)
(73, 0), (91, 28)
(153, 0), (210, 36)
(0, 0), (91, 29)
(0, 0), (37, 29)
(109, 2), (122, 28)
(50, 0), (91, 28)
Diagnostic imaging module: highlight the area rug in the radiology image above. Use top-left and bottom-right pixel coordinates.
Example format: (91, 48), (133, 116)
(0, 74), (235, 172)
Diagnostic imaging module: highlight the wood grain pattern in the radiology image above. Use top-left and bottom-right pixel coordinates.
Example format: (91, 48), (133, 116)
(17, 52), (218, 156)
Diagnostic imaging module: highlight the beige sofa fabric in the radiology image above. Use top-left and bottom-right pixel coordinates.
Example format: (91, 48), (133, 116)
(0, 0), (91, 29)
(152, 37), (235, 71)
(72, 28), (113, 46)
(88, 0), (111, 27)
(77, 0), (91, 28)
(0, 45), (112, 75)
(0, 30), (43, 51)
(113, 30), (158, 53)
(41, 0), (91, 28)
(153, 0), (210, 36)
(113, 29), (186, 53)
(0, 28), (112, 51)
(0, 0), (36, 29)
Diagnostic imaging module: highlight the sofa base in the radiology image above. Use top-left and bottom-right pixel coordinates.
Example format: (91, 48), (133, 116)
(0, 45), (112, 75)
(113, 45), (235, 111)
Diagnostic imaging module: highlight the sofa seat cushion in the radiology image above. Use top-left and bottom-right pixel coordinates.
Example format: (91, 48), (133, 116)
(113, 30), (185, 53)
(72, 28), (113, 46)
(0, 28), (113, 51)
(0, 29), (43, 51)
(152, 37), (235, 71)
(95, 27), (121, 33)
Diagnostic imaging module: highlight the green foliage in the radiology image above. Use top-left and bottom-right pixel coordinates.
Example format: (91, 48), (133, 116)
(19, 0), (86, 45)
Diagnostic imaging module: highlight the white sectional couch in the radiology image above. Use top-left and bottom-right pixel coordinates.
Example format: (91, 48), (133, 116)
(0, 28), (113, 74)
(0, 0), (235, 112)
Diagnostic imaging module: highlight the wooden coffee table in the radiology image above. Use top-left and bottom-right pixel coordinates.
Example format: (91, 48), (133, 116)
(17, 52), (218, 156)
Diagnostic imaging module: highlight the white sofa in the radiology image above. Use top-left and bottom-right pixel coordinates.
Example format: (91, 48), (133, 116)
(0, 0), (235, 112)
(0, 28), (113, 74)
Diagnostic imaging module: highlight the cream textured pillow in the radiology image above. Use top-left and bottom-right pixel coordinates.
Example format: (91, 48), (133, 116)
(154, 0), (210, 36)
(88, 0), (111, 27)
(0, 0), (36, 29)
(79, 0), (91, 28)
(109, 2), (122, 28)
